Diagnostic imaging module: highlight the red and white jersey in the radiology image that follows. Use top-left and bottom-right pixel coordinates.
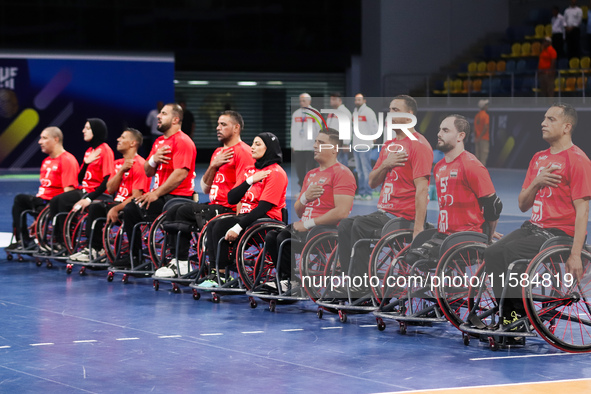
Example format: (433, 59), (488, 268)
(112, 156), (151, 203)
(298, 162), (356, 222)
(36, 151), (79, 200)
(238, 163), (288, 221)
(81, 142), (115, 193)
(434, 151), (495, 234)
(150, 131), (197, 197)
(375, 131), (433, 220)
(523, 145), (591, 237)
(209, 141), (255, 208)
(351, 103), (379, 147)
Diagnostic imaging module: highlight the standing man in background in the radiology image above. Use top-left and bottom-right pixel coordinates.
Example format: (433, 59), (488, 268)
(352, 93), (379, 200)
(564, 0), (583, 59)
(291, 93), (320, 191)
(327, 92), (352, 168)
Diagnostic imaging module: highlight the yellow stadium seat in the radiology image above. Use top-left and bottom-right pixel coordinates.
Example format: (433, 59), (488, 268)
(467, 61), (478, 73)
(569, 57), (580, 73)
(580, 56), (590, 69)
(564, 77), (576, 91)
(452, 79), (463, 93)
(545, 24), (552, 37)
(530, 41), (541, 56)
(477, 61), (487, 74)
(534, 24), (545, 39)
(521, 42), (531, 56)
(554, 77), (566, 92)
(583, 5), (588, 19)
(496, 60), (506, 72)
(511, 42), (521, 57)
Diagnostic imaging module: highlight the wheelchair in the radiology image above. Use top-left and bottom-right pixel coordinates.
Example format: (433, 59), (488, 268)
(374, 229), (488, 334)
(191, 209), (288, 303)
(313, 217), (414, 323)
(32, 206), (71, 268)
(151, 205), (233, 294)
(455, 236), (591, 353)
(5, 205), (45, 262)
(246, 228), (338, 312)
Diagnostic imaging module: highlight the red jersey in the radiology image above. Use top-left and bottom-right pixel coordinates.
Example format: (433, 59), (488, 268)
(434, 151), (495, 234)
(36, 151), (79, 200)
(375, 131), (433, 220)
(209, 141), (255, 208)
(523, 145), (591, 237)
(298, 162), (356, 221)
(238, 163), (288, 221)
(150, 131), (197, 197)
(112, 156), (151, 203)
(81, 142), (115, 193)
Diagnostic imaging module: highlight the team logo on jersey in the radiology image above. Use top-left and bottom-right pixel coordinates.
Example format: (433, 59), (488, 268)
(450, 170), (458, 178)
(40, 179), (51, 187)
(309, 173), (317, 178)
(214, 173), (225, 183)
(318, 177), (327, 184)
(245, 191), (255, 202)
(52, 165), (58, 171)
(439, 165), (447, 171)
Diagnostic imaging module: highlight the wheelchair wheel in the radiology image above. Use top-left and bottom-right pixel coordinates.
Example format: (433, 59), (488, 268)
(196, 212), (235, 267)
(148, 213), (167, 268)
(435, 241), (491, 329)
(524, 246), (591, 353)
(369, 229), (413, 303)
(103, 220), (128, 264)
(300, 231), (338, 302)
(236, 221), (286, 290)
(64, 209), (88, 254)
(34, 206), (52, 252)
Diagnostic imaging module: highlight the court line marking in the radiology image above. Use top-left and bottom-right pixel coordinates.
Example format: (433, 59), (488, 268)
(241, 331), (264, 334)
(375, 377), (591, 393)
(30, 343), (54, 346)
(158, 335), (182, 338)
(0, 364), (97, 393)
(200, 333), (223, 336)
(470, 352), (581, 361)
(73, 340), (97, 343)
(282, 328), (304, 332)
(359, 324), (376, 328)
(115, 337), (139, 341)
(321, 326), (343, 330)
(0, 346), (11, 349)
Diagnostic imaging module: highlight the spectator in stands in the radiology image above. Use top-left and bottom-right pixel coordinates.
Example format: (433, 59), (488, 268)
(564, 0), (583, 59)
(474, 99), (490, 166)
(551, 5), (566, 58)
(179, 100), (195, 139)
(539, 37), (558, 97)
(327, 92), (352, 168)
(291, 93), (320, 190)
(7, 127), (78, 251)
(352, 93), (379, 200)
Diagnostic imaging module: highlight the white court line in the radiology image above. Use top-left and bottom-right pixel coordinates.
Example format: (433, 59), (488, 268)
(0, 346), (10, 349)
(321, 327), (343, 330)
(281, 328), (304, 332)
(30, 343), (54, 346)
(73, 340), (97, 343)
(359, 324), (376, 328)
(115, 337), (139, 341)
(158, 335), (182, 338)
(470, 352), (580, 361)
(241, 331), (264, 334)
(200, 333), (223, 336)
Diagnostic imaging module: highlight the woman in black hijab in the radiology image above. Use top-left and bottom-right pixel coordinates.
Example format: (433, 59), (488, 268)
(200, 132), (288, 287)
(47, 118), (115, 251)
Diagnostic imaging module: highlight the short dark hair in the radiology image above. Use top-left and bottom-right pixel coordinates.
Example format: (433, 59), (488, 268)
(220, 110), (244, 132)
(446, 114), (471, 140)
(394, 95), (418, 114)
(125, 127), (143, 147)
(166, 103), (183, 123)
(330, 92), (341, 98)
(319, 127), (343, 146)
(552, 102), (578, 133)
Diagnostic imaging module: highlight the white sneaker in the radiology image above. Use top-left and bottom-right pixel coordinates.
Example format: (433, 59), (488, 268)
(89, 248), (105, 260)
(154, 259), (189, 278)
(154, 265), (175, 278)
(70, 248), (90, 262)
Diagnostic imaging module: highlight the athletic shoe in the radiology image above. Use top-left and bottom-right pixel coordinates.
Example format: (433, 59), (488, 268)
(70, 248), (90, 262)
(264, 280), (288, 293)
(197, 270), (225, 287)
(363, 194), (373, 200)
(154, 259), (189, 278)
(354, 194), (363, 200)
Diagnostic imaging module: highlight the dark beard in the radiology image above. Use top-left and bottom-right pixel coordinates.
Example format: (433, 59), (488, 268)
(157, 122), (170, 133)
(437, 141), (453, 153)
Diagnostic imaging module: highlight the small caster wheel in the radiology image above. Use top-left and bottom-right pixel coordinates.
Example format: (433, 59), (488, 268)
(36, 259), (42, 267)
(249, 297), (257, 308)
(488, 337), (499, 351)
(172, 283), (180, 293)
(66, 264), (72, 274)
(317, 308), (323, 319)
(122, 274), (128, 284)
(463, 333), (470, 346)
(212, 293), (220, 303)
(399, 322), (407, 335)
(153, 279), (159, 290)
(18, 255), (24, 262)
(46, 261), (53, 269)
(269, 300), (276, 312)
(6, 253), (13, 261)
(338, 310), (347, 323)
(377, 318), (386, 331)
(107, 272), (114, 282)
(79, 266), (86, 275)
(193, 289), (201, 300)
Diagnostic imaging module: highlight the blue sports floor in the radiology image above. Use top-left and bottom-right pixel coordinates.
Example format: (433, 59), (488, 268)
(1, 167), (591, 393)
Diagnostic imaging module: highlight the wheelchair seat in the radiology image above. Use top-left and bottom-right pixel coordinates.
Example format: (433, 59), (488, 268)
(439, 231), (488, 258)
